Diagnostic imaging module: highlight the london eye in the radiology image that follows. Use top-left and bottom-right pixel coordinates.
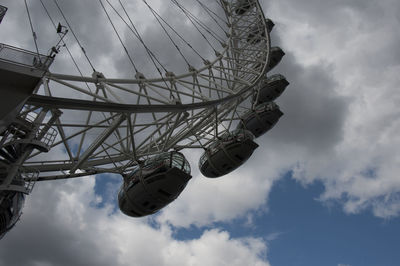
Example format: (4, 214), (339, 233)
(0, 0), (288, 238)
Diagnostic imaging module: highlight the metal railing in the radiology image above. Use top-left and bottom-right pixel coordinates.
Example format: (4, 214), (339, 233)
(0, 111), (58, 152)
(21, 170), (39, 193)
(0, 43), (53, 70)
(267, 74), (286, 82)
(36, 126), (58, 148)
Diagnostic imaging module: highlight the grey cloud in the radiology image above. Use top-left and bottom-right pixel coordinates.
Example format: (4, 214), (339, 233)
(269, 0), (383, 28)
(112, 0), (227, 78)
(0, 180), (118, 266)
(41, 0), (115, 64)
(268, 53), (350, 154)
(260, 0), (400, 218)
(0, 178), (270, 266)
(258, 22), (350, 154)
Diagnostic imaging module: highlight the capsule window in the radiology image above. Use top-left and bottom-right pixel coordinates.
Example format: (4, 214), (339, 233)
(146, 175), (166, 184)
(223, 164), (233, 170)
(263, 119), (273, 126)
(227, 143), (241, 152)
(130, 210), (141, 216)
(235, 154), (244, 161)
(131, 180), (139, 186)
(0, 214), (7, 229)
(150, 205), (157, 210)
(158, 189), (172, 198)
(142, 201), (149, 207)
(120, 198), (126, 209)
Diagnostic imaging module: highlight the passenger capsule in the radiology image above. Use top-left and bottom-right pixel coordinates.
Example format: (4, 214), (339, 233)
(0, 190), (25, 239)
(257, 74), (289, 103)
(265, 18), (275, 33)
(237, 102), (283, 138)
(118, 152), (191, 218)
(199, 129), (258, 178)
(247, 19), (275, 44)
(267, 47), (285, 71)
(234, 0), (255, 15)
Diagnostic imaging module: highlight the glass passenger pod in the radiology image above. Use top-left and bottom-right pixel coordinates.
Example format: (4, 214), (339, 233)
(0, 190), (25, 239)
(234, 0), (256, 15)
(265, 19), (275, 33)
(247, 19), (275, 45)
(118, 151), (192, 218)
(199, 129), (259, 178)
(237, 102), (283, 138)
(257, 74), (289, 104)
(0, 5), (7, 24)
(250, 43), (282, 74)
(267, 47), (285, 72)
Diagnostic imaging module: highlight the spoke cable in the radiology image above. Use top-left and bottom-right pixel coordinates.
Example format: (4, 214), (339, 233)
(112, 0), (168, 73)
(99, 0), (138, 73)
(52, 0), (96, 72)
(24, 0), (41, 62)
(141, 1), (207, 62)
(141, 0), (191, 67)
(39, 0), (92, 91)
(195, 0), (228, 28)
(171, 0), (223, 49)
(106, 0), (173, 100)
(184, 0), (227, 42)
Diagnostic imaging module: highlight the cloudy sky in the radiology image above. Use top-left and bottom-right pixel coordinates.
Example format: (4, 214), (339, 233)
(1, 0), (400, 265)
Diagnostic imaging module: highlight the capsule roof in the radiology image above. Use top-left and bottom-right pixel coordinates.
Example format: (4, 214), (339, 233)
(127, 151), (191, 179)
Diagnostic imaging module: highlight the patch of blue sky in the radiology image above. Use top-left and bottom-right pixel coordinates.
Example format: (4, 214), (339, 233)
(173, 172), (400, 266)
(258, 174), (400, 266)
(171, 211), (268, 241)
(92, 173), (121, 210)
(91, 169), (400, 266)
(360, 167), (378, 179)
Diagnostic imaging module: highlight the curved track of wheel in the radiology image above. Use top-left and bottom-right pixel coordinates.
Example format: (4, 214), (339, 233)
(17, 0), (272, 180)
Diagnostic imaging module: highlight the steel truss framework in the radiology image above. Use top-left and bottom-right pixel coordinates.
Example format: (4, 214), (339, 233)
(2, 0), (272, 182)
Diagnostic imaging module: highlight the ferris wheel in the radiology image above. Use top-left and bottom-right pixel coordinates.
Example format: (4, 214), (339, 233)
(0, 0), (288, 238)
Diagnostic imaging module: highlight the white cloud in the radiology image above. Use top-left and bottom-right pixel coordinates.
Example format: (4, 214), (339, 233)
(157, 146), (290, 227)
(0, 177), (270, 266)
(262, 0), (400, 218)
(266, 231), (284, 242)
